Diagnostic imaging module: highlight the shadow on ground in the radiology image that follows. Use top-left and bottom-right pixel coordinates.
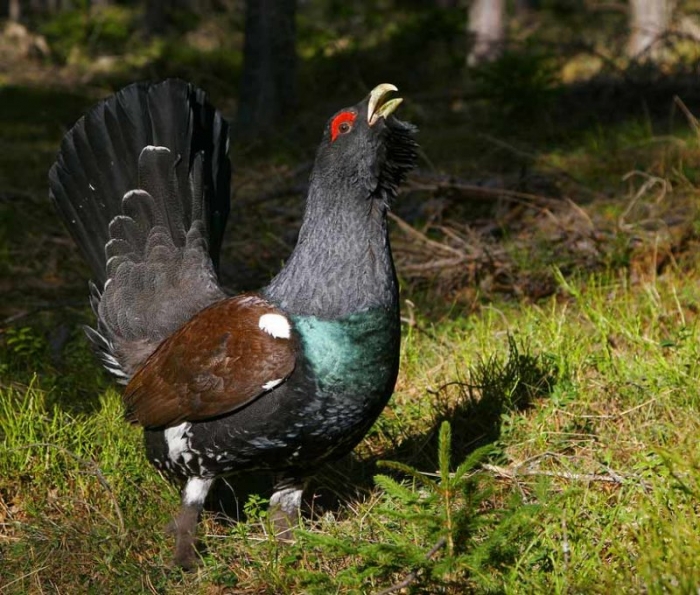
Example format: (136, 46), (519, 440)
(203, 335), (558, 524)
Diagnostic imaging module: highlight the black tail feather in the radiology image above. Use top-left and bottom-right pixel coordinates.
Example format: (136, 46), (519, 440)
(49, 79), (231, 285)
(49, 79), (231, 380)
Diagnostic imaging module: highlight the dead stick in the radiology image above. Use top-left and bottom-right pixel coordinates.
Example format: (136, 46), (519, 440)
(484, 463), (622, 484)
(375, 536), (448, 595)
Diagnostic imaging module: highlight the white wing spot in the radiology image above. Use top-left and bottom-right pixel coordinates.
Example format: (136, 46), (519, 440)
(262, 378), (284, 391)
(259, 313), (291, 339)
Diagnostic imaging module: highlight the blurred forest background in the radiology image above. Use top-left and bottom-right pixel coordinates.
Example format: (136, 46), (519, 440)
(1, 1), (698, 136)
(2, 1), (697, 132)
(1, 0), (700, 309)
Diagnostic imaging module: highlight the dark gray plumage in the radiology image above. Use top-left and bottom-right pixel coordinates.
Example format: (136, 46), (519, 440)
(49, 80), (418, 569)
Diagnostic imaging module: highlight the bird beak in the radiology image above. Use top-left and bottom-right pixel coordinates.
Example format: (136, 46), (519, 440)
(368, 84), (403, 126)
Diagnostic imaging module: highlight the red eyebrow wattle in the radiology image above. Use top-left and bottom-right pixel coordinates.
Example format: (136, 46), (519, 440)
(330, 111), (357, 141)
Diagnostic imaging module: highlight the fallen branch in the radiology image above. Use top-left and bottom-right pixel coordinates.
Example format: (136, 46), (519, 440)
(483, 463), (624, 484)
(673, 96), (700, 138)
(406, 170), (562, 207)
(555, 397), (656, 420)
(389, 213), (466, 257)
(483, 452), (652, 492)
(375, 536), (448, 595)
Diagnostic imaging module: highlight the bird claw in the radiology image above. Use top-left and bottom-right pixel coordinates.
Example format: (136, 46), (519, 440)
(172, 547), (201, 572)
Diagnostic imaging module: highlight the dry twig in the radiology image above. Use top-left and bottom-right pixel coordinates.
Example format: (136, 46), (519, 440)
(484, 463), (624, 484)
(674, 95), (700, 138)
(375, 536), (448, 595)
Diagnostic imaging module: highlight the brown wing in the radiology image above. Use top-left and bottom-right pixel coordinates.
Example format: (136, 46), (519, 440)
(123, 293), (297, 428)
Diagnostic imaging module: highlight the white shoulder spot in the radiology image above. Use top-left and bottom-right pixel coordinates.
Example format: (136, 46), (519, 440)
(259, 313), (291, 339)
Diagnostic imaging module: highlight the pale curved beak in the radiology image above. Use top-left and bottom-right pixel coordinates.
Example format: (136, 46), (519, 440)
(368, 83), (403, 126)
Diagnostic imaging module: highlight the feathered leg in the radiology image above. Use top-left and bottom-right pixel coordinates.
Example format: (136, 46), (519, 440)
(169, 477), (213, 569)
(269, 478), (305, 542)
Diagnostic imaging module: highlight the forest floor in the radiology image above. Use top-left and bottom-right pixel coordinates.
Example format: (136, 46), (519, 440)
(1, 5), (700, 593)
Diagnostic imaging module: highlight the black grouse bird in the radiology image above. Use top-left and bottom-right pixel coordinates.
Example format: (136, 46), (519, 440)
(49, 79), (418, 568)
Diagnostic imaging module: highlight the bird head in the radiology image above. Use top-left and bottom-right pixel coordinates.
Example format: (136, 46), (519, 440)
(311, 84), (418, 209)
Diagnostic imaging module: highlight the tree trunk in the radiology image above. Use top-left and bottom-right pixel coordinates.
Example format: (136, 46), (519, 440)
(8, 0), (20, 21)
(467, 0), (505, 67)
(236, 0), (297, 137)
(628, 0), (676, 59)
(145, 0), (172, 36)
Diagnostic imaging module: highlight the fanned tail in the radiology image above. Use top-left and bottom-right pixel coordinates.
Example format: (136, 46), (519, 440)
(49, 79), (231, 381)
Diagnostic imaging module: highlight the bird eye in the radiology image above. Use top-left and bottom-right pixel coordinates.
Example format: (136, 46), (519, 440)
(330, 111), (358, 142)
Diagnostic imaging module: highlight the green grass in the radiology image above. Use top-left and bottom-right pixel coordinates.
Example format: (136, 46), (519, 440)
(2, 267), (700, 592)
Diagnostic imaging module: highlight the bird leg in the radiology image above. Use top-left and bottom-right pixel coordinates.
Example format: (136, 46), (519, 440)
(269, 479), (305, 542)
(169, 477), (213, 569)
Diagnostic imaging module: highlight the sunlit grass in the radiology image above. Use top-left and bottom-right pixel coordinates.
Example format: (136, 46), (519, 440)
(2, 265), (700, 592)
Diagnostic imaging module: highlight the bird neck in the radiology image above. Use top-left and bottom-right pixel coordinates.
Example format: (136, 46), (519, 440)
(264, 182), (398, 319)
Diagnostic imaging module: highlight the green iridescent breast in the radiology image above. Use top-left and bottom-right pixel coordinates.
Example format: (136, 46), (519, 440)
(292, 308), (400, 397)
